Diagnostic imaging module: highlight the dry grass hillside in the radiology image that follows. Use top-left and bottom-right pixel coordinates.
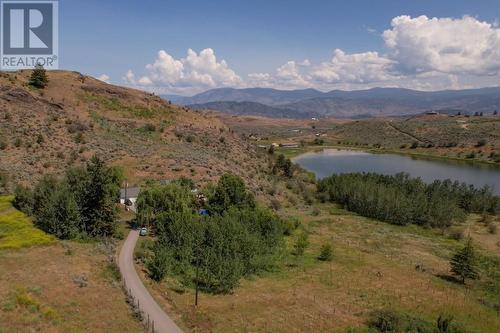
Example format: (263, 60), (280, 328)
(0, 70), (267, 192)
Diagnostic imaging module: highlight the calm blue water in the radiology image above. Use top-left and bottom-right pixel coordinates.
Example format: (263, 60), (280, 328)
(293, 149), (500, 194)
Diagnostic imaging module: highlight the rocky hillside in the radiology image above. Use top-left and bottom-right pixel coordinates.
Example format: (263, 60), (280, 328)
(0, 70), (268, 193)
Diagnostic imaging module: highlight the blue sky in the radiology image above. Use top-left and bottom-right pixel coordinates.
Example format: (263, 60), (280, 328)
(60, 0), (500, 94)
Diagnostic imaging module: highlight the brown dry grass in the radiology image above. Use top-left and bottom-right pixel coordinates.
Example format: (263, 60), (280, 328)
(0, 241), (144, 333)
(138, 205), (500, 333)
(0, 70), (271, 195)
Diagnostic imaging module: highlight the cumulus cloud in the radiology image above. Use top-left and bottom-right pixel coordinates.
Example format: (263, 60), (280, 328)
(125, 16), (500, 93)
(122, 70), (136, 84)
(124, 48), (241, 93)
(311, 49), (397, 84)
(383, 15), (500, 75)
(97, 74), (110, 83)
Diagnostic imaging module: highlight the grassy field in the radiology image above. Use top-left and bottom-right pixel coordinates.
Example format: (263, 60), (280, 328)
(0, 202), (144, 333)
(0, 195), (54, 249)
(223, 114), (500, 165)
(138, 204), (500, 332)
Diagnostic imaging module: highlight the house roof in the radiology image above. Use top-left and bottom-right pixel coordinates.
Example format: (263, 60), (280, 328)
(120, 187), (140, 199)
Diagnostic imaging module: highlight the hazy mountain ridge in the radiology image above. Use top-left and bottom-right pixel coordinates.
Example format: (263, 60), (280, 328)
(163, 86), (500, 118)
(188, 101), (320, 119)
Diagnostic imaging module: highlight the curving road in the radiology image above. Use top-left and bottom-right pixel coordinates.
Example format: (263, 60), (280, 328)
(118, 229), (183, 333)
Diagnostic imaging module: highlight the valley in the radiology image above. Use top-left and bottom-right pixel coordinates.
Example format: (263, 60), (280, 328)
(1, 71), (499, 333)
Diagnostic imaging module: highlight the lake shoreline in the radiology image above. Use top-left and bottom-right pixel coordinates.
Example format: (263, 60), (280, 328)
(283, 145), (500, 168)
(291, 147), (500, 194)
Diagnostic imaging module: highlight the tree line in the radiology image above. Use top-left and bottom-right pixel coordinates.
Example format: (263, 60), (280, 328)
(317, 172), (499, 228)
(13, 156), (122, 239)
(138, 174), (285, 294)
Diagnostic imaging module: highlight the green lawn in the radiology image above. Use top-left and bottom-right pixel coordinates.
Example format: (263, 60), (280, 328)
(0, 196), (54, 249)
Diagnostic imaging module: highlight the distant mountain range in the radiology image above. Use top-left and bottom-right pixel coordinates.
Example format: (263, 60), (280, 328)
(163, 86), (500, 119)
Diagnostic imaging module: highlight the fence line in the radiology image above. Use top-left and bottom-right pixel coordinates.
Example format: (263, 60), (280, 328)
(117, 256), (158, 333)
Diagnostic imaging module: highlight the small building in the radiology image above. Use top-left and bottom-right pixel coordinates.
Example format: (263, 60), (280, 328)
(120, 186), (141, 209)
(279, 142), (299, 148)
(425, 110), (438, 115)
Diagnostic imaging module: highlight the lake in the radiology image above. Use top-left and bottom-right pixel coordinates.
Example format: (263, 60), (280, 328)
(293, 149), (500, 194)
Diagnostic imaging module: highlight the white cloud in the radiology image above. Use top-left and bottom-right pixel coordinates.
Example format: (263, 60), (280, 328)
(124, 48), (241, 93)
(124, 16), (500, 94)
(97, 74), (110, 83)
(123, 69), (136, 85)
(311, 49), (397, 84)
(383, 15), (500, 75)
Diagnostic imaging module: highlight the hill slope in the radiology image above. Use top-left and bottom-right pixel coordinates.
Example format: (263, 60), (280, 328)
(0, 71), (267, 192)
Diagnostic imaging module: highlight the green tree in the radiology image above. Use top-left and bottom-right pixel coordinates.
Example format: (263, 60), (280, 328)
(318, 243), (333, 261)
(294, 231), (309, 256)
(136, 183), (196, 227)
(147, 246), (172, 282)
(273, 154), (293, 177)
(29, 64), (48, 88)
(13, 185), (34, 215)
(66, 156), (122, 237)
(32, 177), (80, 239)
(450, 238), (479, 284)
(208, 174), (255, 214)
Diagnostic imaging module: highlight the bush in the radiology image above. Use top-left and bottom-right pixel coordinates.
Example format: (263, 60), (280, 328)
(318, 243), (333, 261)
(147, 246), (171, 282)
(313, 138), (324, 145)
(476, 139), (487, 147)
(142, 123), (156, 132)
(282, 217), (300, 236)
(273, 154), (294, 178)
(448, 227), (464, 241)
(311, 207), (321, 216)
(270, 198), (281, 211)
(294, 231), (309, 256)
(0, 139), (7, 150)
(0, 173), (7, 193)
(450, 238), (479, 284)
(14, 138), (22, 147)
(13, 185), (34, 215)
(28, 64), (48, 89)
(368, 309), (435, 333)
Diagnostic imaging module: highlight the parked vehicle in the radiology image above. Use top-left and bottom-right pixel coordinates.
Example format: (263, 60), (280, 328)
(139, 227), (147, 236)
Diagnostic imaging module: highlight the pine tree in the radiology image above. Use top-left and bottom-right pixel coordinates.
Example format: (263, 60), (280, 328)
(29, 63), (48, 88)
(450, 238), (479, 284)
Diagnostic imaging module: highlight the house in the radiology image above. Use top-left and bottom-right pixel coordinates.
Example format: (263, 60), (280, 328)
(120, 186), (141, 211)
(279, 142), (299, 148)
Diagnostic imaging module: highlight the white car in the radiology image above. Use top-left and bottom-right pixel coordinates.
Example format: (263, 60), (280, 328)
(139, 227), (147, 236)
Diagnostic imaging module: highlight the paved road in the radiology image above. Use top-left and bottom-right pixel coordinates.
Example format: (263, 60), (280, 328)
(118, 229), (183, 333)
